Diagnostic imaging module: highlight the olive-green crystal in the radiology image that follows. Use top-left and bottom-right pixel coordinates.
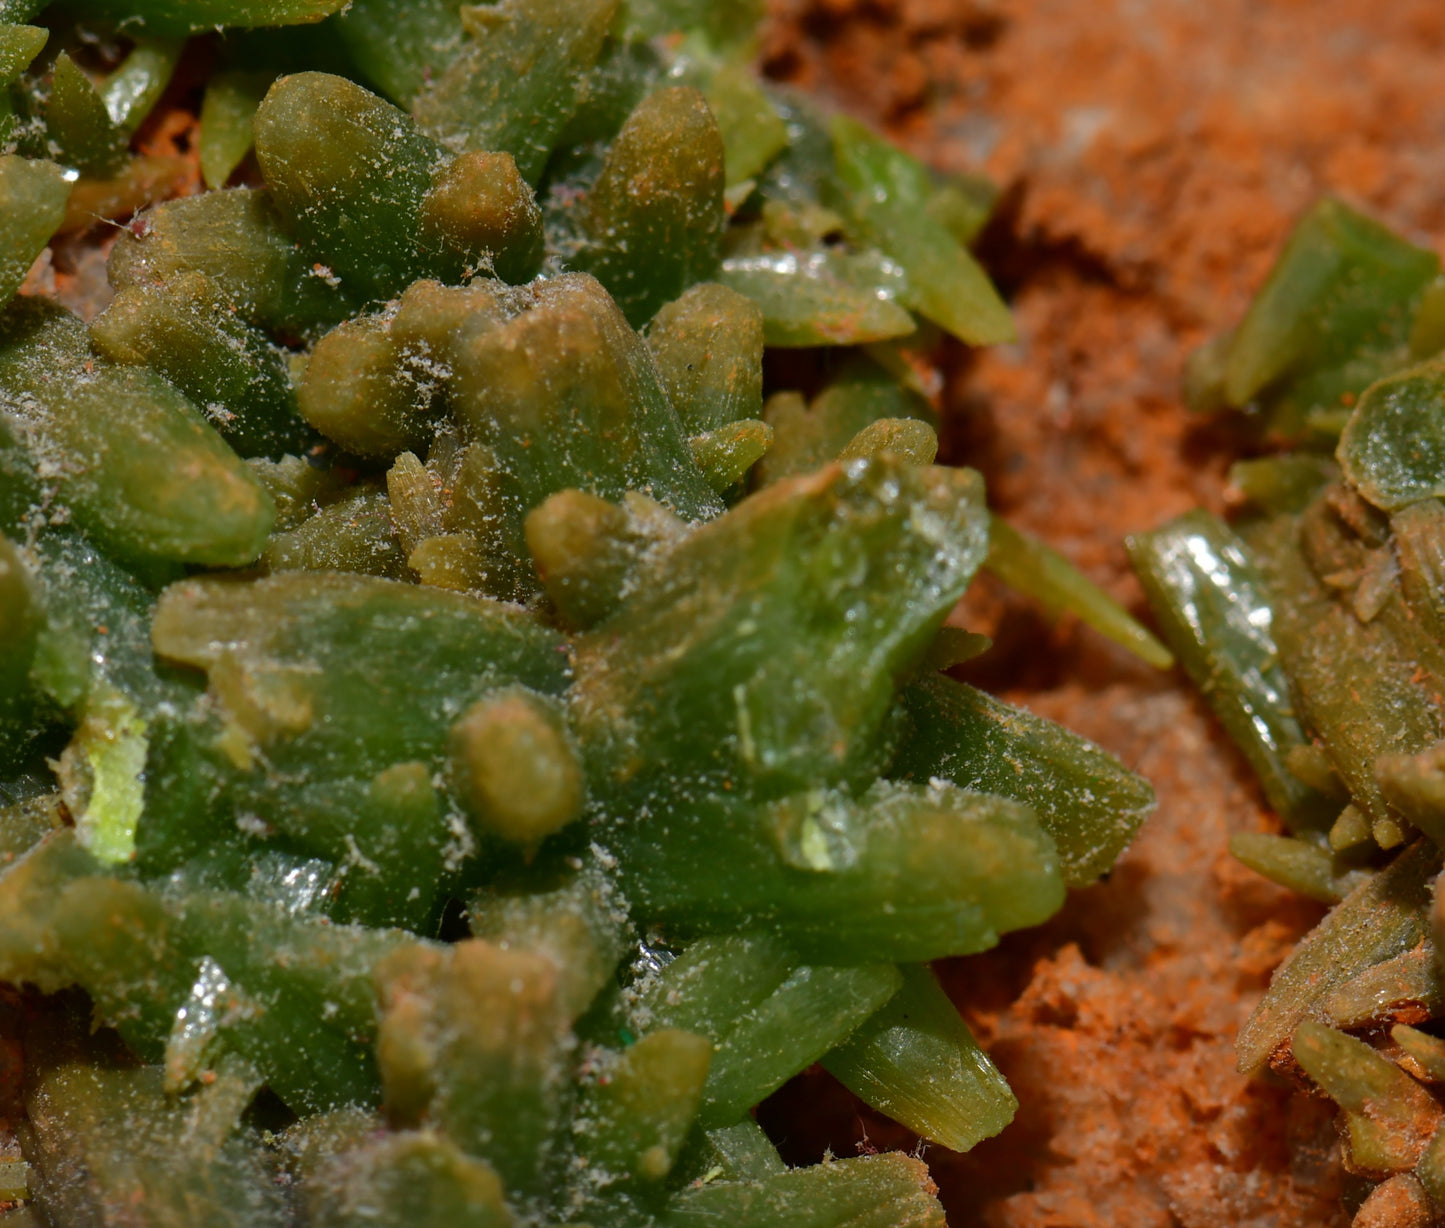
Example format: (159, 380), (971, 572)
(574, 86), (726, 328)
(90, 269), (312, 458)
(68, 0), (348, 34)
(647, 282), (764, 434)
(893, 673), (1155, 887)
(823, 963), (1017, 1152)
(109, 188), (360, 337)
(1130, 510), (1330, 828)
(410, 0), (616, 183)
(829, 115), (1013, 347)
(1339, 360), (1445, 511)
(1237, 840), (1440, 1075)
(0, 303), (275, 567)
(1222, 198), (1439, 419)
(0, 156), (69, 309)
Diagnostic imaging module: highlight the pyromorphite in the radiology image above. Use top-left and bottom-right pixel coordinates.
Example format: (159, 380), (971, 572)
(0, 4), (1161, 1225)
(1137, 198), (1445, 1216)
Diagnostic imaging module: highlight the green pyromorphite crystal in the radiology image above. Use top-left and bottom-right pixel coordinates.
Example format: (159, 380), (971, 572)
(1137, 199), (1445, 1213)
(0, 5), (1163, 1224)
(1184, 197), (1440, 436)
